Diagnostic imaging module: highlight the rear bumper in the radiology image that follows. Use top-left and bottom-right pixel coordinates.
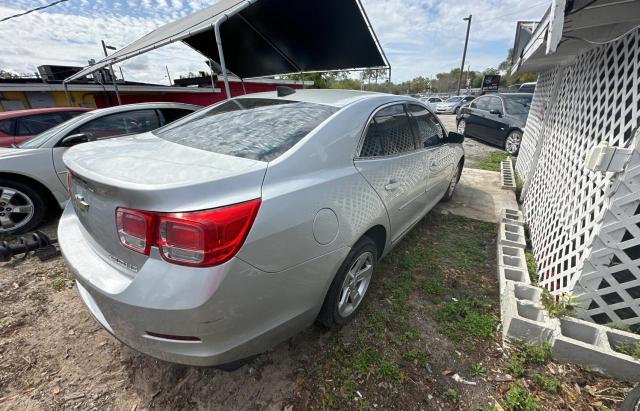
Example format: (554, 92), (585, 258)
(59, 204), (349, 366)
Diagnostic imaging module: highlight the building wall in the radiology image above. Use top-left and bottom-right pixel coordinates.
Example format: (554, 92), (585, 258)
(0, 90), (96, 111)
(515, 28), (640, 327)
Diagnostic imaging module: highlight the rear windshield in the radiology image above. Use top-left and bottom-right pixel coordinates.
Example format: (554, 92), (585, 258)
(154, 98), (338, 162)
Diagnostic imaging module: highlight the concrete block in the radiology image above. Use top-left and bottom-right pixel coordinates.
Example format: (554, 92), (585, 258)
(502, 208), (525, 226)
(497, 244), (526, 270)
(499, 223), (526, 249)
(552, 317), (640, 382)
(501, 160), (516, 191)
(498, 266), (530, 295)
(500, 281), (556, 345)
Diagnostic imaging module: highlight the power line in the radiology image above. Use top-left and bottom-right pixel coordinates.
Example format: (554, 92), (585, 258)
(491, 1), (550, 20)
(0, 0), (69, 23)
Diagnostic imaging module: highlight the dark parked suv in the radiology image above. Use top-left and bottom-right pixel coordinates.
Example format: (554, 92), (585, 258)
(456, 93), (532, 154)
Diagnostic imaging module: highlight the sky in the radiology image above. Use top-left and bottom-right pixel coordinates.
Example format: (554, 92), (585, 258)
(0, 0), (550, 84)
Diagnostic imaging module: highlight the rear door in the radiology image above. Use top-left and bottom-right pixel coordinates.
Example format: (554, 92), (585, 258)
(483, 96), (508, 144)
(464, 97), (489, 139)
(354, 103), (426, 243)
(407, 104), (452, 206)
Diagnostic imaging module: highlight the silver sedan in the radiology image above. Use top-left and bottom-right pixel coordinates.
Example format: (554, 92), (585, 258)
(59, 89), (465, 367)
(0, 103), (199, 235)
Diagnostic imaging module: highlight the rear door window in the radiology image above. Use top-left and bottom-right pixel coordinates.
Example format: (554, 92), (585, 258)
(16, 113), (68, 136)
(359, 104), (417, 158)
(407, 104), (444, 148)
(155, 98), (338, 162)
(159, 108), (195, 125)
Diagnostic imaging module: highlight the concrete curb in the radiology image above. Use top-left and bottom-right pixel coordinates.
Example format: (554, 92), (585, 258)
(497, 208), (640, 381)
(501, 159), (516, 190)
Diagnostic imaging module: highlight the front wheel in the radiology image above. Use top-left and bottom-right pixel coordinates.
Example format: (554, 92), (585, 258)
(317, 237), (377, 328)
(504, 130), (522, 155)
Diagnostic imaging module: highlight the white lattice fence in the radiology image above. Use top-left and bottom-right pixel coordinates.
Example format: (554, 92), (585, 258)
(517, 28), (640, 327)
(515, 67), (560, 184)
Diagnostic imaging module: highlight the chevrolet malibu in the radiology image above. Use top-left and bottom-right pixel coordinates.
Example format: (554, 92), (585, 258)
(59, 89), (465, 367)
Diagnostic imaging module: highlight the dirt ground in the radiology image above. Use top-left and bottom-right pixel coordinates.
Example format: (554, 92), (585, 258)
(0, 212), (633, 411)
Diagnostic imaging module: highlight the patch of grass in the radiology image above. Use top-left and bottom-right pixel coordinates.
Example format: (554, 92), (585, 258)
(434, 297), (499, 343)
(515, 173), (524, 200)
(508, 341), (553, 377)
(51, 277), (67, 291)
(446, 388), (459, 404)
(383, 270), (414, 313)
(615, 340), (640, 360)
(502, 382), (539, 411)
(419, 275), (446, 300)
(402, 349), (429, 367)
(476, 151), (510, 172)
(378, 358), (402, 382)
(352, 349), (379, 375)
(469, 362), (487, 377)
(540, 290), (576, 318)
(531, 373), (560, 394)
(525, 250), (538, 285)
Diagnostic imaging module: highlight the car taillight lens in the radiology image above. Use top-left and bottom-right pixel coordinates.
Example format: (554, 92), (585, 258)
(115, 199), (261, 267)
(116, 208), (154, 255)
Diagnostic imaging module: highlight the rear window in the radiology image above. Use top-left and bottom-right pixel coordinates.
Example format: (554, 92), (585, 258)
(155, 98), (338, 162)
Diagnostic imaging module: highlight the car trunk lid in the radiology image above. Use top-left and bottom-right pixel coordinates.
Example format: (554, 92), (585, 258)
(63, 133), (267, 273)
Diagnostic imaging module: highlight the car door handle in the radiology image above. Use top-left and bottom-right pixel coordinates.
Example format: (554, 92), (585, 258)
(385, 180), (401, 191)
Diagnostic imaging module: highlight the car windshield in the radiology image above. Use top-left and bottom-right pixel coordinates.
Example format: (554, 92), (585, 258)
(18, 112), (93, 148)
(154, 98), (338, 162)
(504, 95), (533, 115)
(445, 97), (462, 102)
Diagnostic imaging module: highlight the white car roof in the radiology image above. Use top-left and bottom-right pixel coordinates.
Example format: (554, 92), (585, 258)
(239, 89), (383, 108)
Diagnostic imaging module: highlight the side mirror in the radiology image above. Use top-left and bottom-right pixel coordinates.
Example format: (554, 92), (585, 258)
(447, 131), (464, 144)
(489, 109), (503, 116)
(60, 133), (90, 147)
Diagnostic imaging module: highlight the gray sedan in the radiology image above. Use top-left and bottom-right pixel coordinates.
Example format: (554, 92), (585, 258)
(59, 90), (464, 367)
(0, 102), (199, 235)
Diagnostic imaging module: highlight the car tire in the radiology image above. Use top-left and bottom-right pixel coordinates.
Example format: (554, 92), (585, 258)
(317, 236), (378, 329)
(621, 386), (640, 411)
(504, 130), (523, 155)
(453, 107), (459, 115)
(441, 161), (463, 202)
(0, 179), (47, 236)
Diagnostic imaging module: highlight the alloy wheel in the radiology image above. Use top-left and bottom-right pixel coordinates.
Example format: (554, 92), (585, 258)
(0, 186), (35, 233)
(337, 251), (374, 318)
(457, 120), (466, 135)
(505, 131), (522, 155)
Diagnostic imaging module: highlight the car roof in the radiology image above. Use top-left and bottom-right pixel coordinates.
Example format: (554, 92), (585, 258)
(0, 106), (91, 120)
(235, 89), (383, 108)
(78, 102), (202, 119)
(496, 93), (533, 97)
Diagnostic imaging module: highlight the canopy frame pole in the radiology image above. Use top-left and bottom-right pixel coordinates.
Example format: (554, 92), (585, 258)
(213, 20), (231, 99)
(241, 78), (247, 94)
(63, 82), (72, 106)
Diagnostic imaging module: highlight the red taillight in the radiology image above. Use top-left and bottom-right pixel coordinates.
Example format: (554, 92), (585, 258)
(114, 199), (261, 267)
(116, 208), (155, 255)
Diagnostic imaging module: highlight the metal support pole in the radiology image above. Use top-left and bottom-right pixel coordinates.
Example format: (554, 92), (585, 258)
(207, 59), (217, 91)
(165, 66), (172, 85)
(214, 21), (232, 99)
(63, 82), (72, 106)
(456, 15), (472, 96)
(102, 40), (122, 105)
(241, 79), (247, 95)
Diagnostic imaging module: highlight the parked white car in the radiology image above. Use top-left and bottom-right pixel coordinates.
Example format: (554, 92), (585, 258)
(420, 96), (443, 109)
(0, 103), (199, 235)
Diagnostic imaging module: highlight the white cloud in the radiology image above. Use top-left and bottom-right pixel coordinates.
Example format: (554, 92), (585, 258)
(0, 0), (550, 84)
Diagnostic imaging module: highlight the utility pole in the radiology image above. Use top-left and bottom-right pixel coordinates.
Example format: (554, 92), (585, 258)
(101, 40), (122, 106)
(456, 15), (472, 96)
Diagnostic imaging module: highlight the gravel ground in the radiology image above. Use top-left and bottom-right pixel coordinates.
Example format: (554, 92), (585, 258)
(437, 114), (503, 169)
